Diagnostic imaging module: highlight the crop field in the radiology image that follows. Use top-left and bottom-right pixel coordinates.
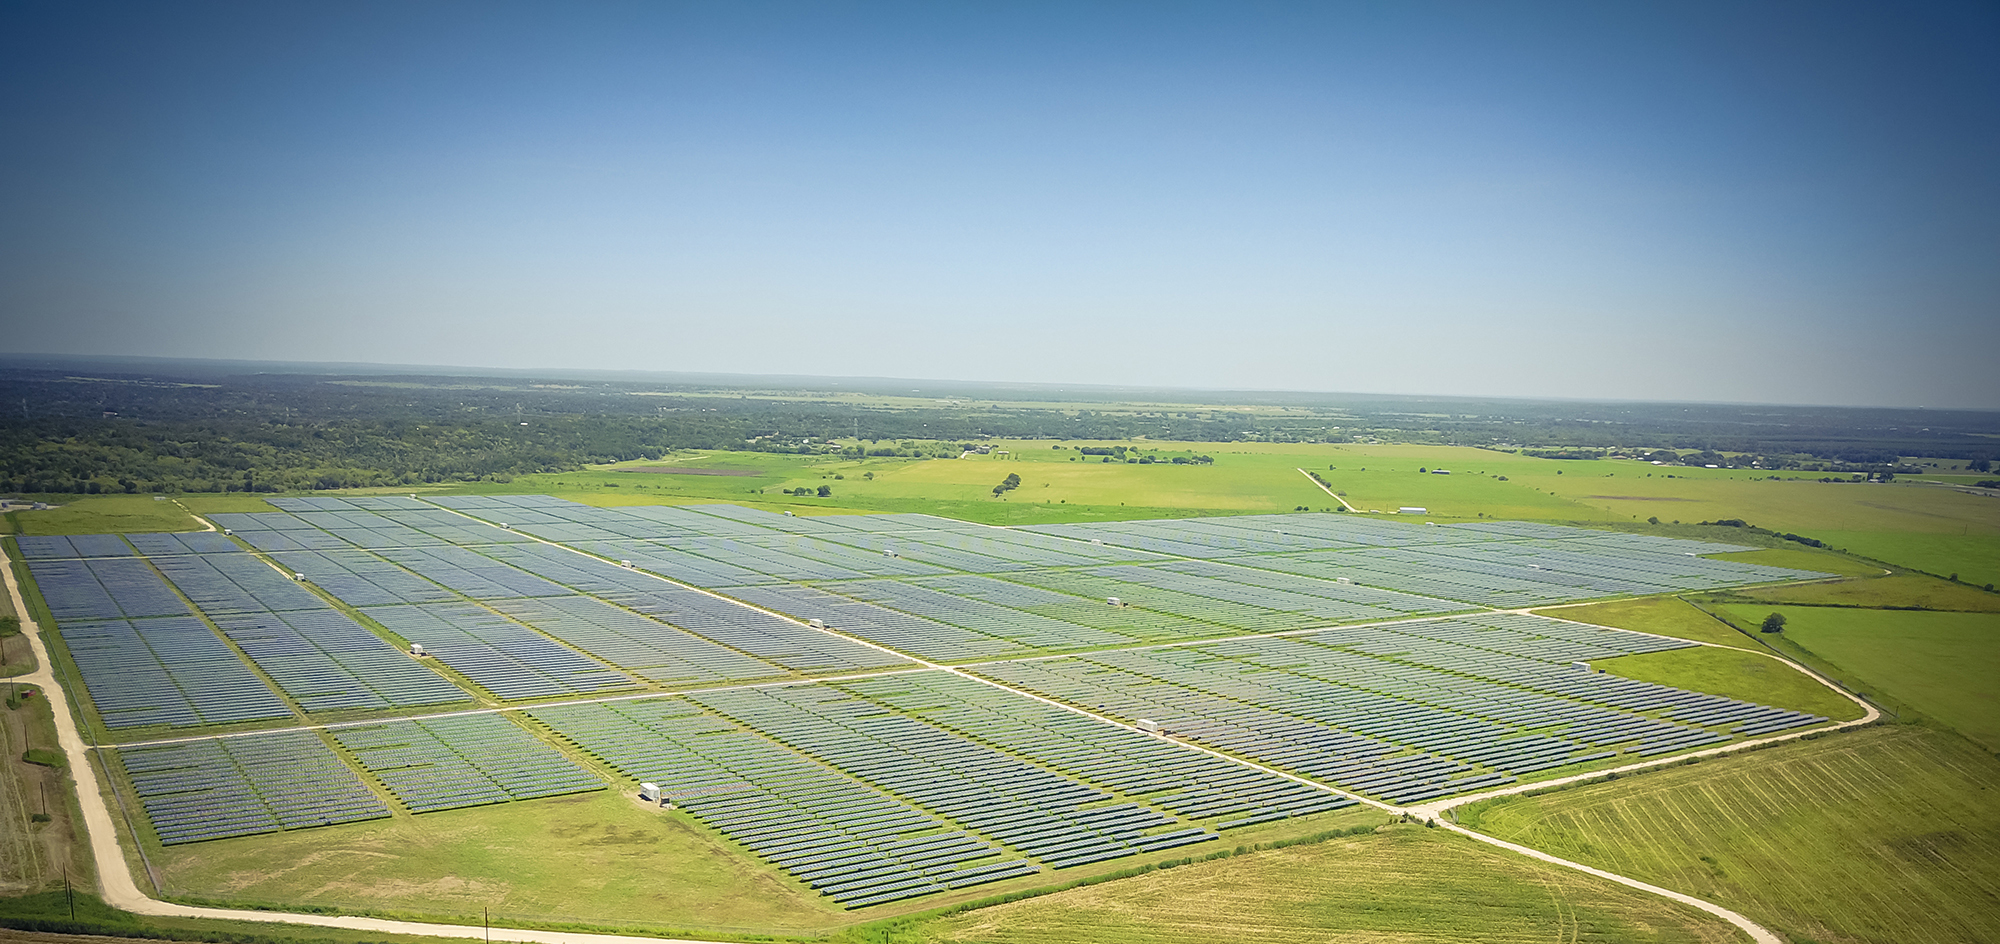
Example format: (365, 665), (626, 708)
(905, 825), (1741, 944)
(1458, 725), (2000, 944)
(0, 485), (1865, 933)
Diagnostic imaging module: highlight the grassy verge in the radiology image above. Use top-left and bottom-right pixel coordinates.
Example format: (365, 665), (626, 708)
(1457, 725), (2000, 944)
(866, 824), (1740, 944)
(0, 889), (481, 944)
(0, 682), (88, 897)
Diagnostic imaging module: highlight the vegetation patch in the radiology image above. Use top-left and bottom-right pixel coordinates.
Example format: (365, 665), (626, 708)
(1457, 726), (2000, 944)
(1537, 597), (1751, 648)
(1712, 604), (2000, 751)
(887, 826), (1737, 944)
(1590, 645), (1861, 721)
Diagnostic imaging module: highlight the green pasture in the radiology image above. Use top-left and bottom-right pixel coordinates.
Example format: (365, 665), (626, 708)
(891, 825), (1738, 944)
(151, 778), (1380, 936)
(1702, 546), (1883, 576)
(1538, 597), (1753, 648)
(1714, 604), (2000, 752)
(1590, 645), (1861, 721)
(1458, 725), (2000, 944)
(3, 495), (206, 536)
(1809, 529), (2000, 588)
(1726, 571), (2000, 612)
(153, 789), (848, 935)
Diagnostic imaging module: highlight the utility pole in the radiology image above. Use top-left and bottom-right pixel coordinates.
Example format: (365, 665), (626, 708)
(485, 905), (490, 944)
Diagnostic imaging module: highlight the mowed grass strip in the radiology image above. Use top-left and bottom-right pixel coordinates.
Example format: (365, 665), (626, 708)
(905, 826), (1741, 944)
(1458, 725), (2000, 944)
(1714, 604), (2000, 752)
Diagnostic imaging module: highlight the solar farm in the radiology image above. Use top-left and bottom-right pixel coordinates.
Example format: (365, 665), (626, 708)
(13, 495), (1840, 910)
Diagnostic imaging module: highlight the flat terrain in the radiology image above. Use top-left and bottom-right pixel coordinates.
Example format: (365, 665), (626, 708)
(154, 790), (843, 934)
(1714, 604), (2000, 752)
(1458, 725), (2000, 944)
(1539, 597), (1753, 648)
(1589, 645), (1862, 722)
(904, 826), (1742, 944)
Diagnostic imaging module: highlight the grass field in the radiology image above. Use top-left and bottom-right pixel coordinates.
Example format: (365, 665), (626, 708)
(1589, 645), (1862, 722)
(1725, 572), (2000, 612)
(3, 495), (206, 536)
(1702, 547), (1884, 577)
(151, 783), (1383, 936)
(1458, 725), (2000, 944)
(1539, 597), (1761, 649)
(893, 825), (1743, 944)
(1713, 604), (2000, 752)
(154, 789), (847, 935)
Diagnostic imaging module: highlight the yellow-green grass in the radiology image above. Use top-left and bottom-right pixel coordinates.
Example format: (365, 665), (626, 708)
(1458, 725), (2000, 944)
(0, 889), (489, 944)
(176, 494), (283, 515)
(894, 826), (1740, 944)
(152, 786), (1382, 936)
(1810, 530), (2000, 589)
(1725, 572), (2000, 612)
(1714, 604), (2000, 752)
(1702, 546), (1883, 576)
(1590, 646), (1861, 721)
(4, 495), (205, 536)
(1536, 597), (1753, 648)
(155, 789), (846, 935)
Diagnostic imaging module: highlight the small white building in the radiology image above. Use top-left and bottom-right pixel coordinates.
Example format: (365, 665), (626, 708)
(638, 782), (661, 803)
(1399, 506), (1428, 515)
(808, 618), (826, 629)
(1136, 719), (1162, 734)
(410, 643), (426, 656)
(1570, 661), (1592, 672)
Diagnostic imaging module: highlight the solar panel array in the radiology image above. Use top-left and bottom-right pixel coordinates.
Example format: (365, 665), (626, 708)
(530, 670), (1344, 909)
(365, 603), (639, 699)
(61, 617), (293, 728)
(332, 714), (603, 813)
(972, 613), (1826, 804)
(114, 732), (389, 843)
(143, 552), (470, 713)
(26, 493), (1842, 907)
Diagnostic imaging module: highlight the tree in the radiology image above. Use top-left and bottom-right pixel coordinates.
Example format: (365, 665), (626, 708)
(1760, 612), (1787, 633)
(816, 484), (831, 497)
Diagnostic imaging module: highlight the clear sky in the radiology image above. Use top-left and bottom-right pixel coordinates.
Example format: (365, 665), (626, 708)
(2, 1), (1995, 408)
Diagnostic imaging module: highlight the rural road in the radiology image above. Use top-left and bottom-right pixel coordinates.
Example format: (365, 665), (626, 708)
(2, 528), (1877, 944)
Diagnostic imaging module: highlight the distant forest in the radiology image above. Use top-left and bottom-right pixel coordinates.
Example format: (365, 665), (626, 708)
(2, 356), (1995, 495)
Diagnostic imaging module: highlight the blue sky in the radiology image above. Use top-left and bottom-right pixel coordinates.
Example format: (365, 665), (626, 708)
(2, 1), (1995, 407)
